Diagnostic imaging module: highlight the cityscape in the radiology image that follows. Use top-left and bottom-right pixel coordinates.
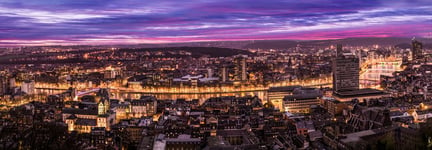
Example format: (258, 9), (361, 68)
(1, 1), (432, 150)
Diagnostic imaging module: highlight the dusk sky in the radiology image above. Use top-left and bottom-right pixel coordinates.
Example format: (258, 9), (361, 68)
(0, 0), (431, 46)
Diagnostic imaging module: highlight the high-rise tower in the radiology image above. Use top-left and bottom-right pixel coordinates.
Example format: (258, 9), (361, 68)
(221, 66), (228, 82)
(332, 45), (359, 94)
(234, 56), (247, 81)
(412, 38), (423, 61)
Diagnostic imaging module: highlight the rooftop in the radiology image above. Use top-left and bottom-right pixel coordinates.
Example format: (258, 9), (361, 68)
(75, 118), (97, 126)
(340, 129), (377, 143)
(334, 88), (387, 98)
(284, 92), (322, 101)
(268, 86), (302, 92)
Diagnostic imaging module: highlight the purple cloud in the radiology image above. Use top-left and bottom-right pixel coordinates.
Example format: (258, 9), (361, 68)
(0, 0), (431, 46)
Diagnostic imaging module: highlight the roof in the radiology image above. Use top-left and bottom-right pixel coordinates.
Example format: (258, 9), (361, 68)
(284, 92), (322, 101)
(127, 75), (147, 82)
(340, 130), (377, 143)
(334, 88), (387, 98)
(140, 96), (156, 100)
(216, 129), (247, 137)
(66, 114), (77, 119)
(295, 121), (315, 130)
(309, 131), (323, 141)
(206, 136), (231, 148)
(91, 127), (106, 132)
(75, 118), (97, 126)
(268, 86), (301, 92)
(323, 97), (341, 103)
(389, 111), (404, 116)
(63, 108), (98, 115)
(165, 134), (201, 143)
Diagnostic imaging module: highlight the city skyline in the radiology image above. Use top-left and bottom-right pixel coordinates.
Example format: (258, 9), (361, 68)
(1, 1), (432, 147)
(0, 0), (432, 46)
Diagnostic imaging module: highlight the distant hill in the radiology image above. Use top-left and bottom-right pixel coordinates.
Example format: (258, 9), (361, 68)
(243, 37), (432, 50)
(11, 37), (432, 50)
(395, 42), (432, 49)
(394, 43), (411, 49)
(0, 46), (253, 64)
(118, 47), (253, 57)
(242, 40), (299, 50)
(133, 41), (253, 49)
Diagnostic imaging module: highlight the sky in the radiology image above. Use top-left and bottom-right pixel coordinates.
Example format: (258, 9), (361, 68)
(0, 0), (431, 46)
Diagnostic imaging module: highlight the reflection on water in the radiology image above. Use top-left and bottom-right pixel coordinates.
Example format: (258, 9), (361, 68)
(360, 61), (402, 88)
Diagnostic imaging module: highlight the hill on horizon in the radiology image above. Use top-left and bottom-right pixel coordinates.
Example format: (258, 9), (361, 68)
(5, 37), (431, 50)
(118, 46), (253, 58)
(242, 37), (432, 50)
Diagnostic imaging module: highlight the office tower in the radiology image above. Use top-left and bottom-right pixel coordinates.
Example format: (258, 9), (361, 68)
(402, 50), (409, 65)
(412, 38), (423, 61)
(221, 66), (228, 82)
(332, 45), (359, 94)
(287, 57), (292, 66)
(207, 68), (213, 78)
(9, 77), (15, 89)
(336, 44), (343, 56)
(234, 56), (247, 81)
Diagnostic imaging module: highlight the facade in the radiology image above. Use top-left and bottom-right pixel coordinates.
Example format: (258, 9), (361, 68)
(63, 98), (116, 133)
(267, 86), (301, 112)
(112, 96), (158, 120)
(283, 89), (322, 114)
(90, 127), (107, 147)
(207, 68), (213, 78)
(322, 97), (347, 116)
(21, 80), (35, 95)
(130, 96), (157, 118)
(332, 45), (359, 94)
